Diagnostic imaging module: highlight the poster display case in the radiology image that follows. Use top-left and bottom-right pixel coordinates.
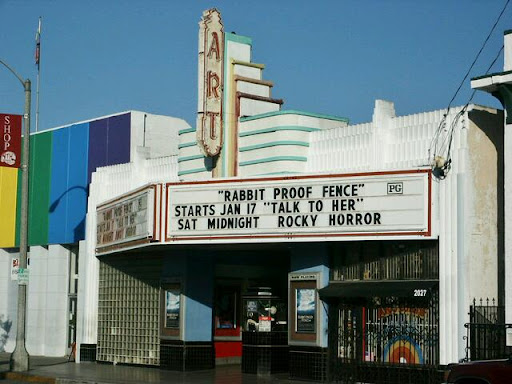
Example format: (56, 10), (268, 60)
(289, 272), (320, 345)
(160, 281), (181, 339)
(164, 289), (180, 329)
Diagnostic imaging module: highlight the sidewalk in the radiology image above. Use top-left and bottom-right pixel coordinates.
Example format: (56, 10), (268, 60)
(0, 353), (302, 384)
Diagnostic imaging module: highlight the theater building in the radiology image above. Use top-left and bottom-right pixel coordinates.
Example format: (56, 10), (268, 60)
(0, 9), (505, 383)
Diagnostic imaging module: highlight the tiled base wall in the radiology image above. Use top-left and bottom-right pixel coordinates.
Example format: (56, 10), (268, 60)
(241, 332), (288, 375)
(289, 346), (328, 382)
(160, 340), (214, 371)
(79, 343), (97, 362)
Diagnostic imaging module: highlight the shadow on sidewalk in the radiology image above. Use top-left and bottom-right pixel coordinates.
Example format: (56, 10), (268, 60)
(0, 352), (69, 377)
(0, 353), (303, 384)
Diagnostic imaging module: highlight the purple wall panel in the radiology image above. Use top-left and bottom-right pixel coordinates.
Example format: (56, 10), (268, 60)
(87, 113), (131, 185)
(106, 113), (131, 165)
(88, 118), (109, 185)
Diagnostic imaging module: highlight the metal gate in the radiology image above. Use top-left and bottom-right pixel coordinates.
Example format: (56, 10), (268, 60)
(464, 298), (511, 361)
(328, 293), (441, 384)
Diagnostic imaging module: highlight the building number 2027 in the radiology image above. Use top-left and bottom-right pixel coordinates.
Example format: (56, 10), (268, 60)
(414, 289), (428, 297)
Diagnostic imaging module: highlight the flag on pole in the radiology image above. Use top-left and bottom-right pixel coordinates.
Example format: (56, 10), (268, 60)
(35, 17), (41, 69)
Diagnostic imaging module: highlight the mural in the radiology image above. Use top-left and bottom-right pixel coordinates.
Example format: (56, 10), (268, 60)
(0, 113), (131, 248)
(366, 307), (430, 365)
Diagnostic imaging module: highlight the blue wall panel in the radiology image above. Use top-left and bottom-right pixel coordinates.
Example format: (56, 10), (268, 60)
(106, 113), (131, 165)
(48, 128), (70, 243)
(48, 123), (90, 244)
(65, 123), (89, 242)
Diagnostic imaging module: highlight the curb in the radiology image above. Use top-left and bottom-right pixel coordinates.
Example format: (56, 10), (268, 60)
(56, 380), (109, 384)
(1, 372), (114, 384)
(1, 371), (55, 383)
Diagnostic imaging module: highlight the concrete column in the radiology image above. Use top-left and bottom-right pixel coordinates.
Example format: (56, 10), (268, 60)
(184, 254), (214, 342)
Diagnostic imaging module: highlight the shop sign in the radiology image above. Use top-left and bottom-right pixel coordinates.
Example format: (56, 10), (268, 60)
(166, 170), (431, 242)
(96, 186), (155, 252)
(0, 114), (22, 168)
(196, 8), (224, 157)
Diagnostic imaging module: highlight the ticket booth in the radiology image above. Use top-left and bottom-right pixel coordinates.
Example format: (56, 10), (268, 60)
(241, 287), (288, 375)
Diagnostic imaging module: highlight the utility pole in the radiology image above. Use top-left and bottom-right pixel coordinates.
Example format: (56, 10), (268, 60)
(0, 58), (31, 372)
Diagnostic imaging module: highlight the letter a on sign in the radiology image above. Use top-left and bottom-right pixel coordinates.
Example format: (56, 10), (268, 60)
(196, 8), (224, 157)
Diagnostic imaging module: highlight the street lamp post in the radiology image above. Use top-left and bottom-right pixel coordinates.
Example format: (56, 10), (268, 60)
(0, 58), (31, 372)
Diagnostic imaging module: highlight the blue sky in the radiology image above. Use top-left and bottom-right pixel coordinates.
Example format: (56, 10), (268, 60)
(0, 0), (510, 131)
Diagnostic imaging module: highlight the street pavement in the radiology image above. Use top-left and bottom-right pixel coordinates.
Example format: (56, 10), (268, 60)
(0, 353), (304, 384)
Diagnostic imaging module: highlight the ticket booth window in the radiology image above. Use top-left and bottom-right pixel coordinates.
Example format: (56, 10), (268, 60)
(215, 284), (240, 336)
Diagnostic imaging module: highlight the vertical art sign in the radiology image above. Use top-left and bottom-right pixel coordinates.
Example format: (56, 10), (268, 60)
(196, 8), (224, 157)
(0, 114), (22, 168)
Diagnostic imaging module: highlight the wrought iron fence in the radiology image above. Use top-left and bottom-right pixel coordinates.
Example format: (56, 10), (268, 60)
(328, 293), (442, 384)
(332, 241), (439, 282)
(464, 298), (512, 361)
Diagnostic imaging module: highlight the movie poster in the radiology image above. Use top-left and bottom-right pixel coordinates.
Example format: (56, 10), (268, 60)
(296, 288), (316, 333)
(165, 289), (180, 328)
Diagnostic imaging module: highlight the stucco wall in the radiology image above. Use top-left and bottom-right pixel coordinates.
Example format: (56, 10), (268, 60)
(466, 107), (503, 303)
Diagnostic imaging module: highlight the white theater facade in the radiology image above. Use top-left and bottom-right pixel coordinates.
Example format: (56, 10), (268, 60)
(71, 9), (504, 382)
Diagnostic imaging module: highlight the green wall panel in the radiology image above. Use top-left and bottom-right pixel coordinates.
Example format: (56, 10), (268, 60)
(28, 132), (52, 245)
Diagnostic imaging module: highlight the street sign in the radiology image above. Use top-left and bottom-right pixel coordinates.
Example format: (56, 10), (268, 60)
(18, 268), (29, 285)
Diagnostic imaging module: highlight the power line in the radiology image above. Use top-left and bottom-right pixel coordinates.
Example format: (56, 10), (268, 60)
(446, 0), (510, 112)
(445, 44), (505, 158)
(429, 0), (510, 178)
